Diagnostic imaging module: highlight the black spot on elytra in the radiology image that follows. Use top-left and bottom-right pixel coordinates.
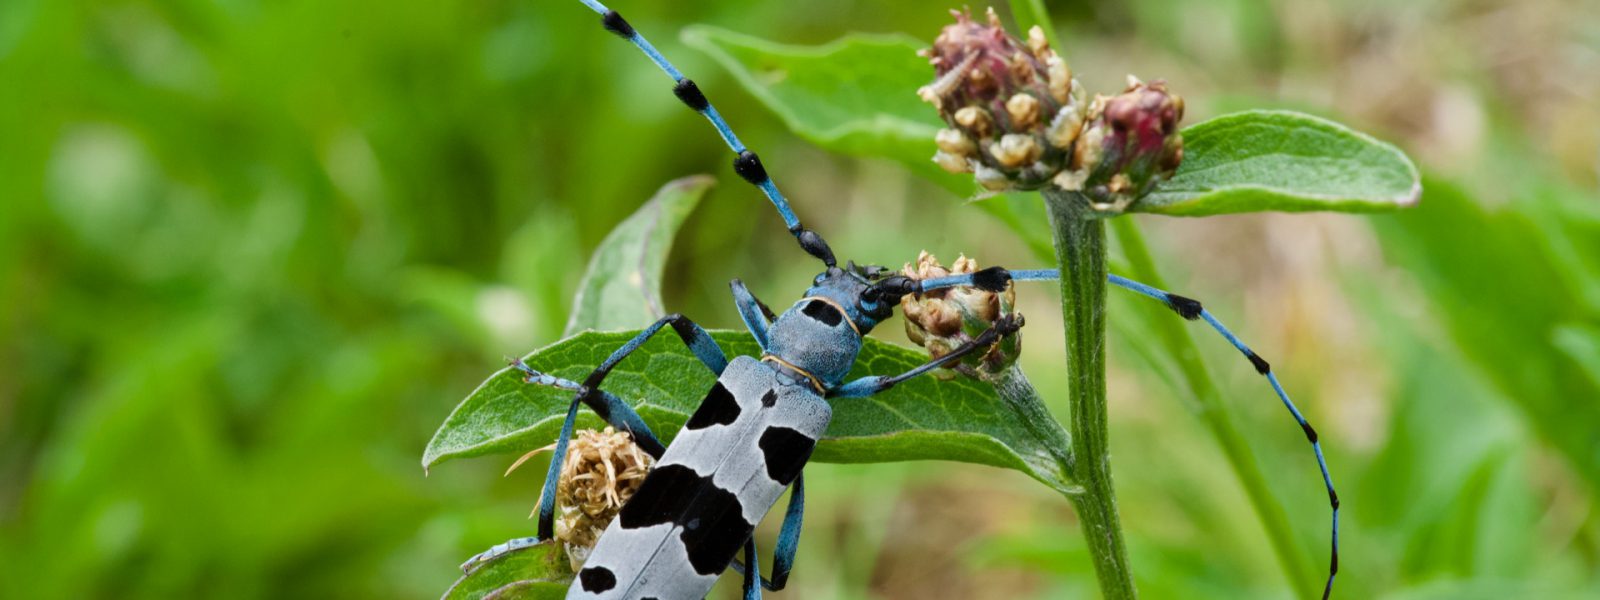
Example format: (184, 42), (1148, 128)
(758, 426), (816, 486)
(620, 463), (696, 530)
(578, 566), (616, 592)
(761, 389), (778, 408)
(684, 382), (740, 430)
(801, 299), (843, 327)
(618, 464), (754, 576)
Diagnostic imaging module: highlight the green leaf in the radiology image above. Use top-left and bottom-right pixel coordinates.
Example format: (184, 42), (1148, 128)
(684, 27), (1417, 227)
(681, 26), (937, 167)
(1105, 219), (1319, 595)
(423, 330), (1075, 493)
(1374, 177), (1600, 492)
(1553, 324), (1600, 392)
(479, 582), (569, 600)
(681, 25), (1056, 260)
(1134, 110), (1421, 215)
(443, 541), (572, 600)
(563, 175), (714, 336)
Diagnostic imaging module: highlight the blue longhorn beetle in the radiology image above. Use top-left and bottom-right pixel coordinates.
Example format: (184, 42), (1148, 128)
(466, 1), (1340, 598)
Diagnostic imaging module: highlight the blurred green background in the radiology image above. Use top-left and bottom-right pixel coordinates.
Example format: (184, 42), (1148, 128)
(2, 0), (1597, 598)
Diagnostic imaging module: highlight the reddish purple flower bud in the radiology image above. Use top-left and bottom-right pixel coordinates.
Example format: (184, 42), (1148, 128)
(919, 12), (1185, 210)
(1066, 77), (1185, 211)
(918, 8), (1085, 192)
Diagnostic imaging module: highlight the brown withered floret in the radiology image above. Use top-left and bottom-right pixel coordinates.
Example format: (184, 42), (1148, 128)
(899, 251), (1021, 377)
(919, 10), (1185, 211)
(1062, 77), (1185, 211)
(918, 8), (1085, 192)
(508, 427), (654, 572)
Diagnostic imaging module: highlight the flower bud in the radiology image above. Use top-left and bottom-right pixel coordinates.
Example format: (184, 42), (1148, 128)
(1006, 93), (1041, 128)
(992, 133), (1042, 168)
(899, 251), (1022, 376)
(514, 427), (654, 571)
(921, 13), (1184, 208)
(918, 8), (1086, 192)
(1059, 78), (1185, 212)
(935, 127), (977, 155)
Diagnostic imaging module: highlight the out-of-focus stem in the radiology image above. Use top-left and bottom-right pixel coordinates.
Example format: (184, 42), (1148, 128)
(1110, 218), (1317, 596)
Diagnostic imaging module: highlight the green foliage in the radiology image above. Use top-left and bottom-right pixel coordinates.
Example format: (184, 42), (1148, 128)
(1375, 177), (1600, 491)
(430, 158), (1076, 497)
(1137, 110), (1421, 215)
(443, 541), (572, 600)
(685, 22), (1417, 597)
(564, 175), (713, 335)
(682, 24), (1057, 259)
(680, 27), (938, 173)
(682, 26), (1420, 264)
(425, 330), (1075, 493)
(4, 0), (1596, 598)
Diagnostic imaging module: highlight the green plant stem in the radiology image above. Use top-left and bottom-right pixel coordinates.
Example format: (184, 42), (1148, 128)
(1109, 219), (1317, 596)
(1012, 2), (1315, 592)
(1044, 188), (1137, 599)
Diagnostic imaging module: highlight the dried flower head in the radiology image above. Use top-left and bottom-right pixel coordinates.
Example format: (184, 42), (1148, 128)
(1060, 77), (1185, 212)
(920, 11), (1185, 211)
(899, 251), (1022, 376)
(510, 427), (654, 572)
(918, 8), (1086, 192)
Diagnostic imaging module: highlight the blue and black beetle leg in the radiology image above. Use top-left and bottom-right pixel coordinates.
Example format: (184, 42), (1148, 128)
(460, 535), (544, 573)
(534, 392), (589, 541)
(727, 471), (806, 592)
(740, 538), (762, 600)
(586, 313), (730, 389)
(918, 267), (1340, 599)
(764, 471), (805, 590)
(460, 371), (678, 571)
(731, 279), (776, 351)
(508, 362), (664, 455)
(830, 315), (1025, 399)
(531, 313), (730, 540)
(502, 372), (666, 544)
